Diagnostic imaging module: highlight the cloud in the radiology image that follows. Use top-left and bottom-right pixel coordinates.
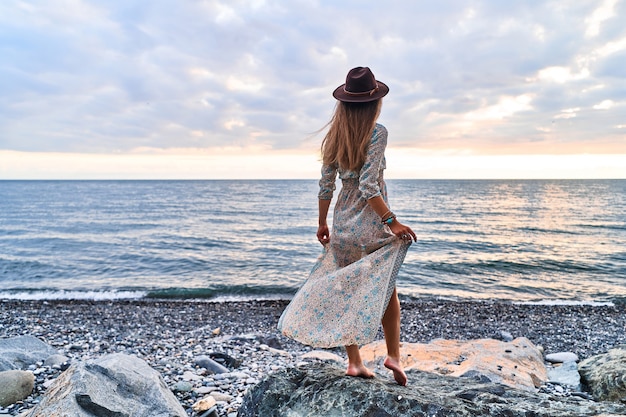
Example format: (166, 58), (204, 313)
(585, 0), (619, 38)
(593, 99), (615, 109)
(0, 0), (625, 165)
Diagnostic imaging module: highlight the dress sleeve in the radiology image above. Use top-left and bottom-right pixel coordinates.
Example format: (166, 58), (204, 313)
(358, 125), (387, 200)
(318, 164), (337, 200)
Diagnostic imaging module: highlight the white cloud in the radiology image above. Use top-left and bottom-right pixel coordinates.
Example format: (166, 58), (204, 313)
(226, 76), (264, 93)
(535, 66), (590, 84)
(593, 100), (615, 110)
(214, 4), (243, 25)
(224, 119), (246, 130)
(554, 107), (579, 119)
(596, 36), (626, 57)
(464, 95), (533, 122)
(585, 0), (618, 38)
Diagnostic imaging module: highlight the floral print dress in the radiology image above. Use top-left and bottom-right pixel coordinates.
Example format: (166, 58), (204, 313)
(278, 124), (410, 348)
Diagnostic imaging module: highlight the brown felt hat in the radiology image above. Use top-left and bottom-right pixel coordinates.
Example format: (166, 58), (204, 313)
(332, 67), (389, 103)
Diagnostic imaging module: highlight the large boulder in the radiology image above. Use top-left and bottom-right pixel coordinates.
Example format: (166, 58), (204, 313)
(0, 336), (58, 371)
(360, 337), (546, 391)
(238, 363), (626, 417)
(579, 345), (626, 402)
(0, 370), (35, 407)
(22, 353), (186, 417)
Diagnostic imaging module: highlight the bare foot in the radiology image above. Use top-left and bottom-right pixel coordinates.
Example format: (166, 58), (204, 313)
(346, 363), (375, 379)
(384, 357), (407, 386)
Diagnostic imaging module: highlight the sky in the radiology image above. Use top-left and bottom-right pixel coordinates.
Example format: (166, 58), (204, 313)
(1, 0), (625, 179)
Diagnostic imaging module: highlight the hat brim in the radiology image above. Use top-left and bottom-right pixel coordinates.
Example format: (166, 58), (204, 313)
(332, 80), (389, 103)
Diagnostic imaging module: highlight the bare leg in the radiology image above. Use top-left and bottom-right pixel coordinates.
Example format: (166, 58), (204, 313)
(382, 288), (407, 386)
(345, 344), (374, 378)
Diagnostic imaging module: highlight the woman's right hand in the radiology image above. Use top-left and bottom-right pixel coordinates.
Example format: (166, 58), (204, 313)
(317, 224), (330, 245)
(389, 219), (416, 242)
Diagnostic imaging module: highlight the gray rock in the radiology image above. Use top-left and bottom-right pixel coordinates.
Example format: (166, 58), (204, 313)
(0, 370), (35, 407)
(547, 361), (581, 389)
(43, 354), (69, 368)
(579, 346), (626, 402)
(498, 331), (514, 342)
(172, 381), (194, 392)
(207, 352), (242, 369)
(545, 352), (579, 363)
(256, 335), (282, 350)
(300, 350), (345, 363)
(238, 363), (626, 417)
(195, 355), (229, 374)
(0, 336), (58, 371)
(22, 353), (186, 417)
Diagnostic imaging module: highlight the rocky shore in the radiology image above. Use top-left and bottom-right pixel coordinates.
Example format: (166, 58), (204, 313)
(1, 298), (626, 416)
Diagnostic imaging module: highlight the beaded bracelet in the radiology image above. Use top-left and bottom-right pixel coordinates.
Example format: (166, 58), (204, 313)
(381, 212), (396, 225)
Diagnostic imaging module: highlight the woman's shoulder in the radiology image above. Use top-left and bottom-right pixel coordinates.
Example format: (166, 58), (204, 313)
(374, 123), (387, 134)
(371, 123), (388, 144)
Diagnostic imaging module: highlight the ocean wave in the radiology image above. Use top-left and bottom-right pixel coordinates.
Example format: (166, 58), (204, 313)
(513, 299), (615, 307)
(0, 289), (148, 301)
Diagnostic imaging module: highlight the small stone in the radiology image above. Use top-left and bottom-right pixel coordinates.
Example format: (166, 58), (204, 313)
(301, 351), (345, 363)
(195, 386), (219, 395)
(195, 356), (229, 374)
(210, 392), (234, 402)
(172, 381), (194, 392)
(545, 352), (579, 363)
(209, 352), (242, 369)
(182, 371), (202, 381)
(499, 331), (514, 342)
(226, 372), (249, 379)
(43, 354), (69, 368)
(212, 328), (221, 336)
(192, 395), (217, 412)
(267, 347), (291, 357)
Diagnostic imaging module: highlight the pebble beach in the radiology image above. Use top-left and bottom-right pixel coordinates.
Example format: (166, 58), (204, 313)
(2, 298), (626, 416)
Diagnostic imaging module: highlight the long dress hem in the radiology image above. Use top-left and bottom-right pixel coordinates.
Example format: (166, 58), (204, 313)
(278, 238), (410, 348)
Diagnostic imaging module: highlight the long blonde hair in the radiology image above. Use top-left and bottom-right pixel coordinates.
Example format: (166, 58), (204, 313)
(321, 99), (382, 172)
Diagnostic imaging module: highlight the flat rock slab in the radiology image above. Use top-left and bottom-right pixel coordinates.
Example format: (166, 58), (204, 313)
(238, 363), (626, 417)
(360, 337), (546, 391)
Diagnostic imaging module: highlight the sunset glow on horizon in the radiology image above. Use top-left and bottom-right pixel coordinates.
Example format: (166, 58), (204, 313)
(2, 149), (625, 180)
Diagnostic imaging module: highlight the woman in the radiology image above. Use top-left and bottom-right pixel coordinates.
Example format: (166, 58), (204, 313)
(278, 67), (416, 386)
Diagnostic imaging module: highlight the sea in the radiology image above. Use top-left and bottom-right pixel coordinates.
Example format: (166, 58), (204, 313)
(1, 180), (625, 305)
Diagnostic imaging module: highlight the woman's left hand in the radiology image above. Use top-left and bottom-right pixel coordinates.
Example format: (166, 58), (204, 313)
(317, 224), (330, 245)
(389, 219), (416, 242)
